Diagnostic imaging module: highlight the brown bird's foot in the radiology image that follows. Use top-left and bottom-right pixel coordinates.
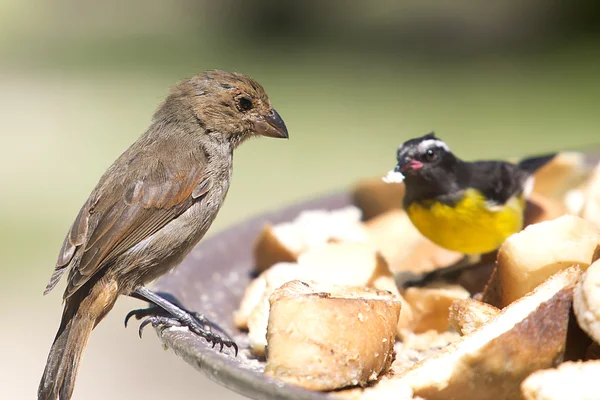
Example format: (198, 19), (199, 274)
(125, 305), (208, 328)
(127, 287), (238, 355)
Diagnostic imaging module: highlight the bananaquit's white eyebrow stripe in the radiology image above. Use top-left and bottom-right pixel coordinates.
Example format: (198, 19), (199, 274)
(417, 139), (450, 153)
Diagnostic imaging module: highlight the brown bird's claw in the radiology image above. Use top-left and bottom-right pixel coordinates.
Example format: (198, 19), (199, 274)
(128, 287), (238, 356)
(125, 305), (210, 328)
(125, 306), (162, 328)
(137, 315), (182, 338)
(130, 309), (238, 355)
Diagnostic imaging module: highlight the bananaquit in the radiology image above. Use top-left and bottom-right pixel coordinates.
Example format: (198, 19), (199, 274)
(384, 133), (556, 254)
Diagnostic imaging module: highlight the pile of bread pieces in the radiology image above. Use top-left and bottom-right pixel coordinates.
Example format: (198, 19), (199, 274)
(234, 152), (600, 400)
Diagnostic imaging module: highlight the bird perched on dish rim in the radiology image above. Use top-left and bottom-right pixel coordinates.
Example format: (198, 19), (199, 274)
(39, 70), (289, 400)
(383, 132), (555, 255)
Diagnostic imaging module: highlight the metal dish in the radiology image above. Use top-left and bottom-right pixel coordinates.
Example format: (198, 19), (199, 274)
(152, 151), (600, 400)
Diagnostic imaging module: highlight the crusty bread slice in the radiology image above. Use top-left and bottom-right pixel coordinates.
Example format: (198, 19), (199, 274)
(296, 242), (398, 295)
(264, 280), (400, 391)
(449, 298), (500, 336)
(490, 215), (600, 307)
(574, 259), (600, 345)
(253, 224), (298, 272)
(524, 192), (566, 226)
(333, 376), (415, 400)
(351, 177), (405, 220)
(238, 243), (404, 356)
(393, 266), (582, 400)
(298, 242), (414, 333)
(253, 206), (367, 272)
(244, 263), (301, 356)
(521, 360), (600, 400)
(532, 151), (588, 201)
(401, 283), (470, 334)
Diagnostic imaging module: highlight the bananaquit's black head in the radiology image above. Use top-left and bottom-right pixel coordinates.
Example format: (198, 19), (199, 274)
(395, 133), (458, 178)
(394, 132), (465, 204)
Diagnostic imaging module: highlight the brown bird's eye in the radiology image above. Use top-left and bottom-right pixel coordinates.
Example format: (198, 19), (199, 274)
(237, 97), (253, 112)
(424, 148), (437, 162)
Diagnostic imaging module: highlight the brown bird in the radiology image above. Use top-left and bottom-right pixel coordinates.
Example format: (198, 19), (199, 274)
(38, 70), (288, 400)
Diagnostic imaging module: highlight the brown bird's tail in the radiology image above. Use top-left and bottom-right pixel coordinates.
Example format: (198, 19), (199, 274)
(39, 280), (118, 400)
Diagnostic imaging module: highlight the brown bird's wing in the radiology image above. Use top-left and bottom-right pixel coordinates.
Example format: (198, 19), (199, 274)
(44, 144), (212, 299)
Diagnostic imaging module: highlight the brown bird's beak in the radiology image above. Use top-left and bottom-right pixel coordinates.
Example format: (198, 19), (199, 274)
(255, 109), (289, 139)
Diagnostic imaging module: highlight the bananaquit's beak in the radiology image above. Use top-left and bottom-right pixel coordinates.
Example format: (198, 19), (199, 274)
(396, 156), (423, 173)
(255, 109), (288, 139)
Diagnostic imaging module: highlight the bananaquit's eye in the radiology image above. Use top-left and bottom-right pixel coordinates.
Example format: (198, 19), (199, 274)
(424, 148), (437, 162)
(237, 97), (253, 112)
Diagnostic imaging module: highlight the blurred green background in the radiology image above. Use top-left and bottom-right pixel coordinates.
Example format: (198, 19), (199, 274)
(1, 0), (599, 399)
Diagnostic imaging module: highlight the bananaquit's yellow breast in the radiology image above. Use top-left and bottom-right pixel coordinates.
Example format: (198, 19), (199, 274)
(407, 189), (525, 254)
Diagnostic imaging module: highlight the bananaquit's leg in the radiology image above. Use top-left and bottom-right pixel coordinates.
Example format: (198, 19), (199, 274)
(125, 286), (237, 355)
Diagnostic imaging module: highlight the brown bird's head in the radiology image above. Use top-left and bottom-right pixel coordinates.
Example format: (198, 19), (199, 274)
(158, 70), (288, 147)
